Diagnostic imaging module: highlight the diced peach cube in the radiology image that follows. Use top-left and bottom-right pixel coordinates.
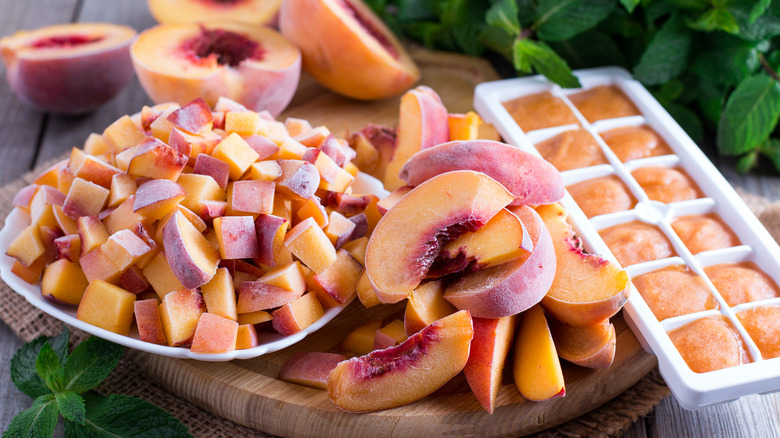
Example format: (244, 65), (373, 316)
(177, 173), (225, 213)
(108, 173), (137, 208)
(119, 265), (150, 294)
(277, 351), (346, 390)
(232, 180), (275, 215)
(225, 110), (261, 136)
(249, 160), (282, 181)
(142, 252), (185, 299)
(323, 211), (356, 249)
(276, 160), (319, 200)
(79, 246), (123, 283)
(311, 249), (362, 307)
(74, 156), (121, 189)
(166, 98), (213, 134)
(271, 292), (324, 336)
(190, 313), (239, 354)
(11, 257), (46, 284)
(6, 224), (45, 267)
(77, 216), (110, 254)
(341, 319), (382, 355)
(127, 138), (188, 180)
(245, 135), (280, 160)
(102, 115), (146, 152)
(374, 319), (408, 350)
(237, 310), (273, 325)
(342, 236), (368, 266)
(284, 217), (337, 274)
(12, 184), (39, 212)
(134, 299), (167, 344)
(278, 137), (308, 159)
(193, 154), (230, 189)
(76, 280), (136, 335)
(254, 214), (290, 267)
(158, 288), (205, 346)
(201, 267), (237, 321)
(41, 258), (89, 305)
(356, 270), (380, 308)
(133, 179), (187, 221)
(285, 117), (313, 137)
(63, 177), (110, 219)
(102, 229), (152, 271)
(235, 324), (259, 349)
(54, 234), (81, 263)
(213, 216), (260, 260)
(104, 196), (148, 234)
(259, 261), (306, 294)
(212, 133), (260, 180)
(295, 196), (328, 228)
(237, 281), (303, 313)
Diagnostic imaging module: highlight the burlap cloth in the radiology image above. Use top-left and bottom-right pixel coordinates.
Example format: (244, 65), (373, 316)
(2, 160), (777, 437)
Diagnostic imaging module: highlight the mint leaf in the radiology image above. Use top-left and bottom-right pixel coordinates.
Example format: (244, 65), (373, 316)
(36, 344), (63, 394)
(66, 394), (191, 438)
(47, 327), (70, 364)
(662, 0), (708, 10)
(512, 39), (533, 73)
(534, 0), (616, 41)
(56, 391), (85, 425)
(11, 340), (51, 399)
(747, 0), (772, 22)
(479, 26), (514, 61)
(760, 138), (780, 172)
(687, 7), (740, 34)
(439, 0), (487, 55)
(737, 150), (760, 173)
(690, 34), (761, 86)
(486, 0), (520, 36)
(514, 39), (581, 88)
(396, 0), (436, 21)
(3, 395), (58, 438)
(717, 74), (780, 156)
(620, 0), (640, 13)
(549, 29), (627, 69)
(633, 13), (692, 85)
(731, 0), (780, 41)
(62, 336), (124, 394)
(663, 101), (704, 143)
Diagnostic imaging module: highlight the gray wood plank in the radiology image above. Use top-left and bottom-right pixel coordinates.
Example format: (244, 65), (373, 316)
(0, 0), (80, 184)
(0, 320), (29, 433)
(34, 0), (156, 165)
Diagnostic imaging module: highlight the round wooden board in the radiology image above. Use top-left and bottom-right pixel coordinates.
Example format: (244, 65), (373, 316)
(128, 49), (657, 437)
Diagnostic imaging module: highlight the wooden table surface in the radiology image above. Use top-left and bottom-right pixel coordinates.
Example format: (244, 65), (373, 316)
(1, 1), (780, 437)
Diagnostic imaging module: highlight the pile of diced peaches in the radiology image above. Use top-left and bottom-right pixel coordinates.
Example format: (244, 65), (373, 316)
(5, 85), (631, 414)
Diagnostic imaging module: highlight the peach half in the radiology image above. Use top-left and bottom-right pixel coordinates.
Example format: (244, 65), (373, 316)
(148, 0), (282, 27)
(365, 170), (515, 304)
(0, 23), (136, 114)
(327, 310), (473, 412)
(279, 0), (419, 101)
(400, 140), (565, 206)
(131, 22), (300, 116)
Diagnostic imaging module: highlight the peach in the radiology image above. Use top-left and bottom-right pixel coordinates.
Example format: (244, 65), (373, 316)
(249, 159), (282, 181)
(79, 246), (123, 284)
(668, 316), (744, 373)
(162, 211), (220, 288)
(12, 184), (39, 212)
(632, 265), (717, 321)
(62, 177), (110, 219)
(149, 0), (282, 27)
(705, 262), (779, 306)
(271, 292), (325, 336)
(404, 280), (457, 335)
(76, 280), (136, 335)
(258, 261), (306, 294)
(102, 229), (153, 272)
(400, 140), (564, 207)
(41, 258), (89, 305)
(443, 206), (555, 318)
(11, 258), (46, 285)
(193, 154), (230, 189)
(463, 315), (517, 413)
(549, 318), (616, 369)
(190, 313), (239, 354)
(376, 185), (412, 215)
(342, 236), (368, 266)
(133, 179), (187, 221)
(237, 310), (273, 326)
(373, 319), (408, 350)
(77, 216), (110, 254)
(513, 305), (565, 401)
(232, 180), (275, 215)
(537, 203), (630, 326)
(327, 310), (473, 412)
(0, 23), (135, 114)
(134, 299), (167, 344)
(213, 216), (260, 260)
(235, 324), (260, 350)
(383, 86), (449, 190)
(254, 214), (289, 267)
(108, 173), (137, 208)
(131, 22), (301, 116)
(366, 170), (515, 304)
(737, 306), (780, 360)
(201, 267), (238, 321)
(54, 234), (81, 263)
(284, 217), (337, 274)
(355, 270), (380, 309)
(323, 211), (357, 249)
(278, 352), (347, 390)
(5, 224), (45, 268)
(158, 288), (206, 346)
(74, 155), (122, 190)
(237, 281), (303, 313)
(347, 124), (396, 179)
(119, 266), (150, 294)
(279, 0), (418, 100)
(341, 319), (382, 355)
(142, 252), (186, 299)
(168, 127), (222, 159)
(277, 160), (320, 200)
(128, 138), (189, 181)
(448, 111), (482, 141)
(311, 250), (362, 307)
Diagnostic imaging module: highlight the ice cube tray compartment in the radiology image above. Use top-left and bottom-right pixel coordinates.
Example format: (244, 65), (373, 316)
(474, 66), (780, 410)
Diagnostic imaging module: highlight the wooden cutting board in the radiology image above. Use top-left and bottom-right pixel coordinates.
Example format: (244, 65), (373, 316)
(128, 49), (657, 438)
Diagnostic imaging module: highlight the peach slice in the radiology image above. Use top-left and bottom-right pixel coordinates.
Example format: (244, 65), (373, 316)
(162, 211), (220, 289)
(149, 0), (282, 27)
(400, 140), (564, 207)
(131, 22), (301, 116)
(463, 315), (517, 413)
(537, 203), (630, 327)
(278, 352), (347, 390)
(549, 318), (616, 369)
(327, 310), (473, 412)
(365, 170), (515, 304)
(0, 23), (136, 114)
(279, 0), (419, 101)
(443, 206), (555, 318)
(383, 86), (449, 190)
(513, 305), (565, 401)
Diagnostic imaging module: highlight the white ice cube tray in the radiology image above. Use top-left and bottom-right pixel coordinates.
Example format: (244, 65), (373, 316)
(474, 67), (780, 410)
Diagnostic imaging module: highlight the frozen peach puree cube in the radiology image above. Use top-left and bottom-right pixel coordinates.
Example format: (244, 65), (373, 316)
(668, 316), (745, 373)
(502, 91), (578, 132)
(568, 85), (640, 122)
(704, 262), (779, 306)
(737, 306), (780, 359)
(600, 125), (672, 162)
(632, 166), (700, 203)
(567, 175), (635, 218)
(535, 129), (608, 172)
(599, 221), (674, 267)
(671, 214), (738, 255)
(632, 265), (716, 321)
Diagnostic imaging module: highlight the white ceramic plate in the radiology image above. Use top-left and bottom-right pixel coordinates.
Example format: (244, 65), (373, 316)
(0, 172), (389, 361)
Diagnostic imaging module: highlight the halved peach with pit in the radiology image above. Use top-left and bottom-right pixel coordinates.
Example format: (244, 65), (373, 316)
(131, 21), (300, 116)
(279, 0), (419, 100)
(148, 0), (282, 27)
(0, 23), (136, 114)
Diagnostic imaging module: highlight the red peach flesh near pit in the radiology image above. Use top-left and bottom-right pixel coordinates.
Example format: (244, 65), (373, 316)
(181, 27), (265, 68)
(338, 0), (398, 59)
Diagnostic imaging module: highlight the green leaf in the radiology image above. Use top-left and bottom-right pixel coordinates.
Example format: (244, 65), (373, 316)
(396, 0), (436, 22)
(736, 150), (760, 173)
(598, 7), (644, 38)
(62, 336), (124, 394)
(689, 34), (762, 86)
(512, 39), (533, 72)
(47, 327), (70, 364)
(696, 78), (728, 124)
(760, 137), (780, 171)
(56, 392), (85, 425)
(479, 26), (515, 61)
(3, 395), (58, 438)
(658, 79), (685, 101)
(514, 39), (582, 88)
(717, 74), (780, 156)
(661, 0), (708, 10)
(686, 7), (740, 34)
(748, 0), (772, 22)
(10, 328), (70, 398)
(534, 0), (617, 42)
(663, 101), (705, 143)
(65, 394), (191, 438)
(620, 0), (640, 13)
(633, 13), (692, 85)
(549, 29), (627, 69)
(439, 0), (488, 55)
(36, 344), (63, 394)
(486, 0), (520, 36)
(731, 0), (780, 41)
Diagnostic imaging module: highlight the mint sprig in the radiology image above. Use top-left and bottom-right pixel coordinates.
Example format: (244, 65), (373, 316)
(4, 328), (191, 438)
